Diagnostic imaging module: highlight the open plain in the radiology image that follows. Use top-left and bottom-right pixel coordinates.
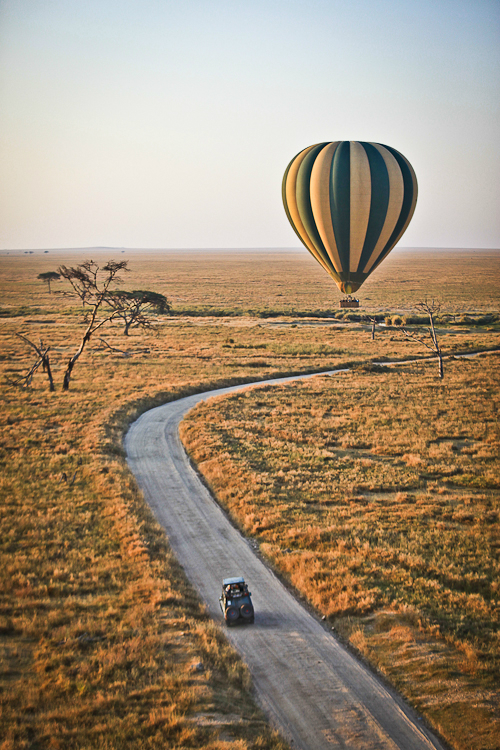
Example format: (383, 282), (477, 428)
(0, 248), (499, 749)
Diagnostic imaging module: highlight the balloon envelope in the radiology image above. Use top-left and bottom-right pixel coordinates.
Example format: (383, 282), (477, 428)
(282, 141), (418, 294)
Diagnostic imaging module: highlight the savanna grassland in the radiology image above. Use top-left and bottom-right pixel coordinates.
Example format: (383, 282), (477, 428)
(181, 356), (500, 749)
(1, 247), (499, 750)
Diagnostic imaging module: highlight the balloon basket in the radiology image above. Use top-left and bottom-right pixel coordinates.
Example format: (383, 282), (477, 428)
(339, 296), (359, 309)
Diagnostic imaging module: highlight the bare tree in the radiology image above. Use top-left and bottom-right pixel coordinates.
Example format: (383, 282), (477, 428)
(401, 300), (444, 378)
(364, 315), (378, 340)
(8, 334), (55, 391)
(37, 271), (60, 294)
(106, 290), (171, 335)
(58, 260), (127, 389)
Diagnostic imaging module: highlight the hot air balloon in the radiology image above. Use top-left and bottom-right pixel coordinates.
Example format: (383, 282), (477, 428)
(282, 141), (418, 298)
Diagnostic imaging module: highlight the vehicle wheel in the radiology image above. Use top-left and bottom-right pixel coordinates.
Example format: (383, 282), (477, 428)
(240, 604), (254, 620)
(225, 607), (239, 625)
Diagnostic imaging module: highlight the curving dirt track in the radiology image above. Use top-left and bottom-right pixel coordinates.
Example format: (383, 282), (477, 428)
(125, 373), (446, 750)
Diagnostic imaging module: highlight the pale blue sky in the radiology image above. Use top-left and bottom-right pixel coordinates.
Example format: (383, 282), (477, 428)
(1, 0), (499, 249)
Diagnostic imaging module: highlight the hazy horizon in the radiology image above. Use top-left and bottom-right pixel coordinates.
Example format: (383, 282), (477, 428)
(2, 245), (499, 258)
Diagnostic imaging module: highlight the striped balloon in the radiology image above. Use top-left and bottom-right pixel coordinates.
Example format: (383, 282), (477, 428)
(282, 141), (418, 294)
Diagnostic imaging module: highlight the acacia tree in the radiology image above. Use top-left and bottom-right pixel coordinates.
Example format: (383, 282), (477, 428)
(58, 260), (128, 390)
(401, 300), (444, 379)
(106, 290), (171, 335)
(9, 260), (173, 392)
(37, 271), (60, 294)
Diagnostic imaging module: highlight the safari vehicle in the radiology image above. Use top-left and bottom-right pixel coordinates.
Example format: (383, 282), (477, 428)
(219, 576), (254, 626)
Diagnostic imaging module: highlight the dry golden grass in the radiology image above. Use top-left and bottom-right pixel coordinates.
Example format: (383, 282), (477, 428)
(0, 248), (499, 749)
(181, 355), (500, 750)
(0, 381), (289, 749)
(3, 246), (499, 317)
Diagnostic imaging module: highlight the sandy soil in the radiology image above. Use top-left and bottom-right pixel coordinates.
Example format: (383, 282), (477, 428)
(124, 373), (447, 750)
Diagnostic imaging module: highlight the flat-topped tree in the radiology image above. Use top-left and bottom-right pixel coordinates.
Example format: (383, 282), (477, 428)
(106, 290), (171, 335)
(37, 271), (60, 294)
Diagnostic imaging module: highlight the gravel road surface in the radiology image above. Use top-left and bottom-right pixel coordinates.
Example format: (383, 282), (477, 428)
(125, 372), (446, 750)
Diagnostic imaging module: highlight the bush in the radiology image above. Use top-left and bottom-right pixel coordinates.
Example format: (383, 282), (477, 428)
(401, 315), (428, 326)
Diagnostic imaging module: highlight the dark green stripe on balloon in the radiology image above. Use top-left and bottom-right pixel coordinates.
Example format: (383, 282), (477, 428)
(379, 145), (417, 259)
(358, 142), (390, 272)
(330, 141), (351, 273)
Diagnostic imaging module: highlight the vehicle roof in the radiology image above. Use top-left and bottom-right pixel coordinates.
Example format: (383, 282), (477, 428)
(223, 576), (245, 586)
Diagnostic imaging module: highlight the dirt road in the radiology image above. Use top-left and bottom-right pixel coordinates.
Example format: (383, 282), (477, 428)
(125, 373), (446, 750)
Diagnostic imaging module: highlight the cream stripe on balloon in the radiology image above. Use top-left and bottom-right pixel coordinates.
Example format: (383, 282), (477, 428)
(349, 142), (372, 272)
(310, 142), (342, 273)
(285, 145), (331, 273)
